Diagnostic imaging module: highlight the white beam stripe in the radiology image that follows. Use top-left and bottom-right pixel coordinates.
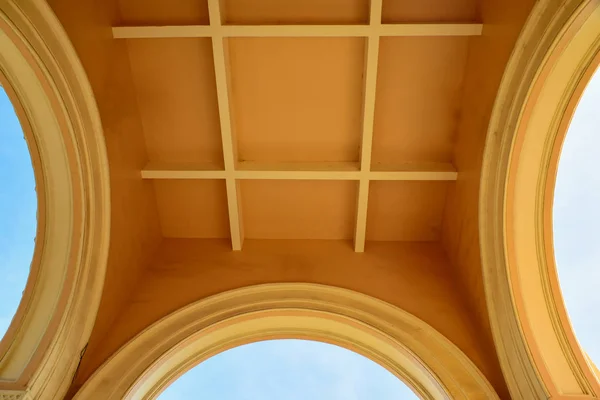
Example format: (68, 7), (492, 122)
(354, 0), (382, 253)
(209, 0), (244, 250)
(141, 162), (457, 181)
(112, 23), (483, 39)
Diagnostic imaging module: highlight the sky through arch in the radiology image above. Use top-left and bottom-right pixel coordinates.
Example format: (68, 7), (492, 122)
(553, 65), (600, 364)
(0, 86), (37, 339)
(159, 339), (419, 399)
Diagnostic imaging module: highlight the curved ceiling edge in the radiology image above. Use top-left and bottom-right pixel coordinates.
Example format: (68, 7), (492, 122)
(0, 0), (110, 399)
(73, 283), (499, 400)
(480, 0), (600, 398)
(0, 72), (42, 368)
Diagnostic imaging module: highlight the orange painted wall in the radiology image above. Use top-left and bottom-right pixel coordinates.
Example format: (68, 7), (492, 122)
(441, 0), (537, 397)
(47, 0), (162, 395)
(72, 239), (498, 394)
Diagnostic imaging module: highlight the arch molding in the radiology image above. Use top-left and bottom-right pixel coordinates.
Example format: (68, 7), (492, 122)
(0, 0), (110, 399)
(480, 0), (600, 398)
(74, 284), (498, 400)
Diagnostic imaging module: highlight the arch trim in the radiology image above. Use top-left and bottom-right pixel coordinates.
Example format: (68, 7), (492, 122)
(480, 0), (600, 398)
(74, 284), (498, 400)
(0, 0), (110, 399)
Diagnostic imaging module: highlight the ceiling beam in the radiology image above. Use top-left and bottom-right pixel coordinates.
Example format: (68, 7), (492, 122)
(112, 25), (213, 39)
(236, 161), (360, 180)
(370, 162), (458, 180)
(208, 0), (244, 251)
(369, 170), (457, 180)
(142, 162), (226, 179)
(377, 23), (482, 37)
(222, 25), (369, 37)
(141, 161), (457, 181)
(112, 23), (483, 39)
(353, 0), (382, 253)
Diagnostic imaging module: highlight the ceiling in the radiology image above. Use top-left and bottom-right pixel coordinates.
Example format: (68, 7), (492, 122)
(116, 0), (480, 251)
(29, 0), (542, 397)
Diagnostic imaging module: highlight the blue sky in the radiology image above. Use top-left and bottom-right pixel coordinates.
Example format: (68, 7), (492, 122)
(158, 340), (418, 399)
(553, 65), (600, 363)
(0, 86), (37, 337)
(1, 67), (599, 398)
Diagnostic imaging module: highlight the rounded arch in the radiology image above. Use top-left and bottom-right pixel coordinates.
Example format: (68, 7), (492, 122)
(0, 0), (110, 399)
(480, 0), (600, 398)
(74, 284), (498, 400)
(158, 338), (420, 399)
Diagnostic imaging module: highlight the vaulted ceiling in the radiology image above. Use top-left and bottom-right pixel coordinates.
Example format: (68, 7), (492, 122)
(44, 0), (538, 397)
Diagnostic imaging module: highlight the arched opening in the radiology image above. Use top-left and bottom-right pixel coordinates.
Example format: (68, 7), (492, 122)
(553, 65), (600, 366)
(158, 339), (418, 399)
(0, 84), (37, 341)
(0, 1), (110, 398)
(74, 284), (498, 400)
(479, 0), (600, 397)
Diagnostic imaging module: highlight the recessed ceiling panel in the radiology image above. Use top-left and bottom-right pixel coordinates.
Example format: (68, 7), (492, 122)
(127, 38), (224, 165)
(382, 0), (478, 23)
(154, 180), (230, 238)
(372, 37), (469, 165)
(366, 181), (449, 241)
(222, 0), (369, 25)
(118, 0), (210, 25)
(229, 37), (365, 163)
(241, 180), (357, 239)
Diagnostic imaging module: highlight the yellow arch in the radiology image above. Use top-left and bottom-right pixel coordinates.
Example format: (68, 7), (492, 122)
(0, 1), (110, 398)
(480, 0), (600, 398)
(74, 284), (498, 400)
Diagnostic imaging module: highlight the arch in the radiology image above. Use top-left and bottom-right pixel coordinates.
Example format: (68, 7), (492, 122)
(480, 0), (600, 398)
(0, 1), (110, 399)
(0, 75), (39, 348)
(74, 284), (498, 400)
(159, 339), (420, 399)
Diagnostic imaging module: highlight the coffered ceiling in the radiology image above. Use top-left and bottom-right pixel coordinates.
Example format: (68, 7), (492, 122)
(115, 0), (479, 251)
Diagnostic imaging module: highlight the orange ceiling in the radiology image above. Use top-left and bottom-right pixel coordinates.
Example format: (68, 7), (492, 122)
(118, 0), (478, 247)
